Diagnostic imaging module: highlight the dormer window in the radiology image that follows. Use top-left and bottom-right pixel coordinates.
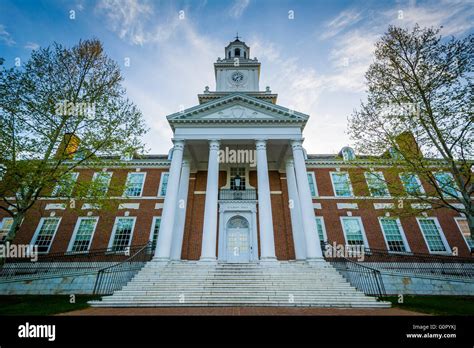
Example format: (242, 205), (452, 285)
(341, 147), (356, 161)
(234, 48), (241, 57)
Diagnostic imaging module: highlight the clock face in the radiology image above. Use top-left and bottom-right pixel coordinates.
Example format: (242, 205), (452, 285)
(231, 71), (244, 83)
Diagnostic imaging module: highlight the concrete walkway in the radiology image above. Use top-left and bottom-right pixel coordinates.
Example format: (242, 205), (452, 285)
(60, 306), (425, 316)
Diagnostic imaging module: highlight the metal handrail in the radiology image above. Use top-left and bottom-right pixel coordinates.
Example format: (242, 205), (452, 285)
(93, 242), (153, 295)
(322, 242), (386, 298)
(219, 189), (257, 200)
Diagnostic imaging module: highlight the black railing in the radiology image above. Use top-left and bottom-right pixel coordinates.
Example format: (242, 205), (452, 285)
(219, 189), (257, 200)
(359, 247), (474, 279)
(93, 242), (153, 295)
(323, 243), (386, 297)
(0, 243), (152, 280)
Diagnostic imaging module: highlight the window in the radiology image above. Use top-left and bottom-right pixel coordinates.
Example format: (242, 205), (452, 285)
(109, 217), (136, 251)
(379, 218), (410, 252)
(365, 171), (390, 197)
(341, 147), (355, 161)
(157, 172), (169, 197)
(433, 172), (458, 198)
(341, 217), (368, 247)
(417, 218), (450, 253)
(31, 217), (61, 253)
(68, 217), (98, 252)
(315, 217), (327, 245)
(150, 217), (161, 251)
(90, 172), (112, 196)
(52, 172), (79, 197)
(330, 172), (353, 197)
(124, 172), (145, 197)
(307, 172), (318, 197)
(400, 173), (424, 196)
(0, 217), (13, 242)
(454, 218), (473, 251)
(234, 48), (241, 57)
(230, 168), (246, 190)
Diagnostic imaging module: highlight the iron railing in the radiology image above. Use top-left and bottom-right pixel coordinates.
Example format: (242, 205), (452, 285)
(0, 244), (152, 280)
(323, 243), (386, 297)
(93, 242), (153, 295)
(219, 189), (257, 200)
(358, 247), (474, 279)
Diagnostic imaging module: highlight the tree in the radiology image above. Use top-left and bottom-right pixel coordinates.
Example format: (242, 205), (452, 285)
(347, 25), (473, 237)
(0, 39), (148, 243)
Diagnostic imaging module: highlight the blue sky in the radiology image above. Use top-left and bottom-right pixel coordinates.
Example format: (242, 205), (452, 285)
(1, 0), (473, 154)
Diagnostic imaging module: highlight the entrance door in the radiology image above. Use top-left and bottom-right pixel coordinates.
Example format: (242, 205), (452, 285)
(226, 216), (250, 263)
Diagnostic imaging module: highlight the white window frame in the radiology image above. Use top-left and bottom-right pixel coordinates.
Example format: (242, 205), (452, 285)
(378, 217), (411, 253)
(149, 216), (161, 246)
(67, 217), (99, 253)
(30, 217), (62, 254)
(315, 216), (327, 243)
(157, 172), (170, 198)
(399, 172), (425, 196)
(433, 171), (460, 198)
(364, 171), (390, 197)
(416, 217), (451, 254)
(108, 216), (136, 251)
(454, 217), (473, 251)
(123, 172), (146, 197)
(52, 172), (79, 197)
(340, 216), (369, 248)
(307, 172), (318, 198)
(90, 172), (113, 195)
(330, 172), (354, 197)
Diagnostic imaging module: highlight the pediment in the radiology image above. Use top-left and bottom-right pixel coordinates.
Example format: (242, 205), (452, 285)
(167, 93), (308, 126)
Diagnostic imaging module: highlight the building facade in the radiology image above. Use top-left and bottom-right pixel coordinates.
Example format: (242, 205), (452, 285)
(1, 38), (472, 264)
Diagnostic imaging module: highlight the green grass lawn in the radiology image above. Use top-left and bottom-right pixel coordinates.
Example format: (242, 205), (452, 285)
(385, 295), (474, 315)
(0, 295), (101, 315)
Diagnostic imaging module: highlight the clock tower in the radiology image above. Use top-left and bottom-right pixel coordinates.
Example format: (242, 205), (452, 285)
(214, 36), (261, 92)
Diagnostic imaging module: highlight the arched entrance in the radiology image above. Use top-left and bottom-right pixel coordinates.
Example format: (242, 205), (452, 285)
(226, 215), (250, 263)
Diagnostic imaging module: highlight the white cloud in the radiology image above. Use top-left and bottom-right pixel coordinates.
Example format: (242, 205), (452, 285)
(320, 9), (362, 39)
(0, 24), (15, 46)
(24, 42), (40, 50)
(229, 0), (250, 19)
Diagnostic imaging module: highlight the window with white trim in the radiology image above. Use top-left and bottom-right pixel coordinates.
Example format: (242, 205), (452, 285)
(158, 172), (169, 197)
(379, 218), (409, 252)
(124, 172), (145, 197)
(307, 172), (318, 197)
(90, 172), (112, 196)
(31, 217), (61, 253)
(341, 217), (368, 247)
(417, 218), (450, 253)
(0, 217), (14, 242)
(330, 172), (353, 197)
(68, 217), (98, 252)
(454, 218), (473, 250)
(150, 217), (161, 251)
(365, 171), (390, 197)
(52, 172), (79, 197)
(315, 216), (327, 244)
(400, 173), (424, 196)
(109, 217), (136, 251)
(433, 172), (459, 198)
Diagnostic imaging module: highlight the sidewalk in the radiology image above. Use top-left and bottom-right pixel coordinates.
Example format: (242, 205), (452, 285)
(60, 306), (426, 316)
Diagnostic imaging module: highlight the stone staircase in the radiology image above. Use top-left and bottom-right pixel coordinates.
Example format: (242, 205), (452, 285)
(89, 260), (391, 308)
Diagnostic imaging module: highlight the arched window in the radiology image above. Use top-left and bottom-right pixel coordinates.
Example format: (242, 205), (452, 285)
(244, 52), (246, 58)
(341, 147), (356, 161)
(227, 216), (249, 229)
(228, 52), (231, 59)
(234, 48), (241, 57)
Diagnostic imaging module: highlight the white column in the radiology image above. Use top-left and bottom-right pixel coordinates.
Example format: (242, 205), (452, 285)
(285, 159), (306, 260)
(170, 159), (190, 260)
(154, 139), (185, 260)
(200, 140), (220, 261)
(256, 139), (277, 261)
(291, 139), (322, 259)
